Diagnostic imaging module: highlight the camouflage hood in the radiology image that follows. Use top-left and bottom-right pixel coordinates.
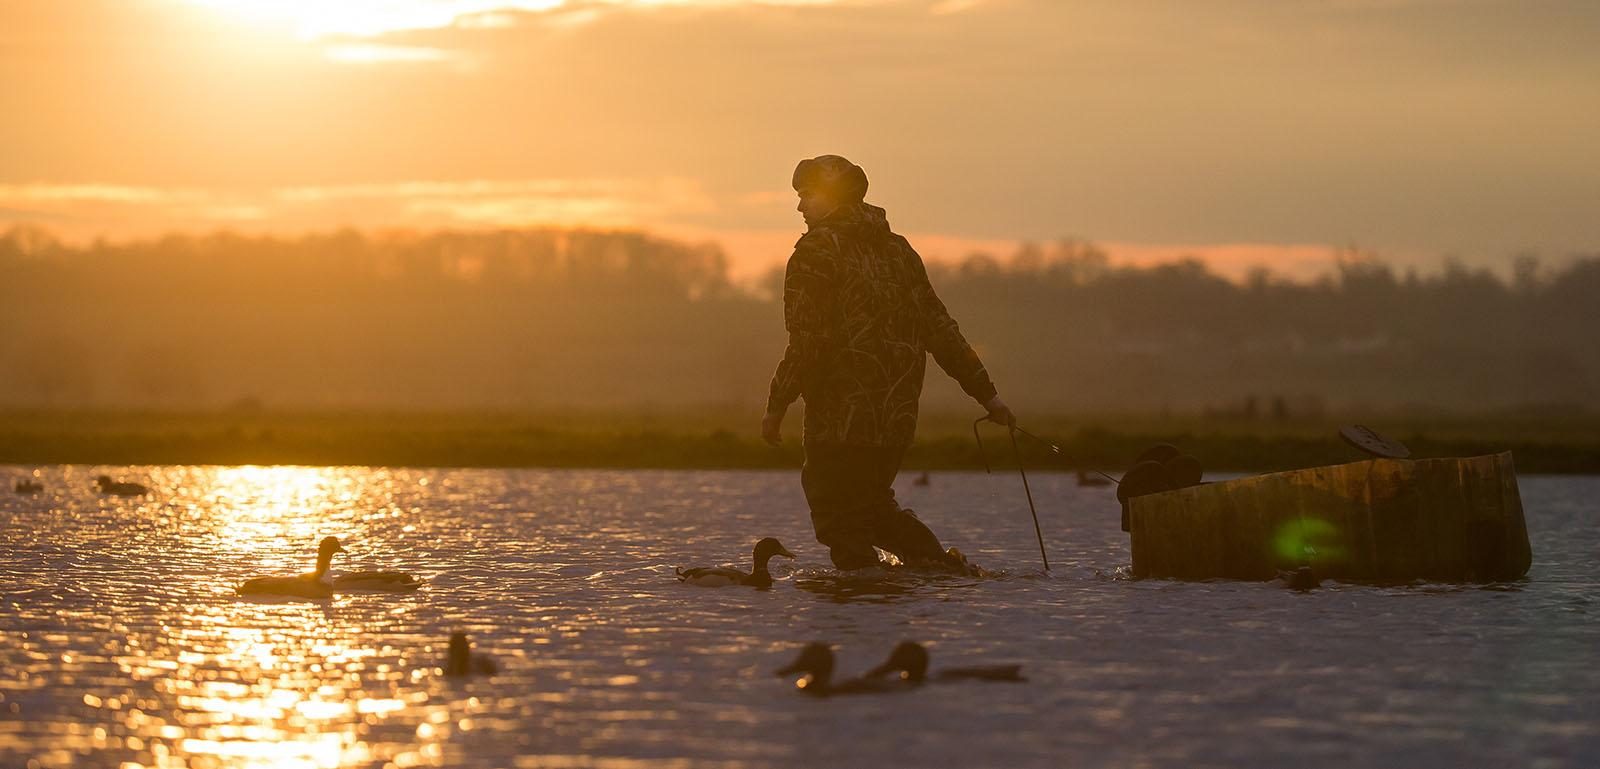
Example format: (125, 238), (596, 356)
(811, 201), (892, 239)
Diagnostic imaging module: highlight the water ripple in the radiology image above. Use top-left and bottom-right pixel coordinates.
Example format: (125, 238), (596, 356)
(2, 465), (1597, 768)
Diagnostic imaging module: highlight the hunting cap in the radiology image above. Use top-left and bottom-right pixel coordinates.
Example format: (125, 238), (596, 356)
(792, 155), (868, 202)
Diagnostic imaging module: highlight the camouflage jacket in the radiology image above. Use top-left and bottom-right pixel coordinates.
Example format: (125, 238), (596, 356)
(766, 202), (997, 447)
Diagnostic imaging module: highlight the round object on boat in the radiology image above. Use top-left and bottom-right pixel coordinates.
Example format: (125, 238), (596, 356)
(1116, 461), (1172, 503)
(1163, 454), (1203, 488)
(1339, 424), (1411, 459)
(1133, 443), (1181, 466)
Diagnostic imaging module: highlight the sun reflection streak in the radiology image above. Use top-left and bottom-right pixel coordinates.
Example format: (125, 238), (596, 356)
(207, 466), (360, 559)
(78, 466), (457, 769)
(11, 465), (552, 769)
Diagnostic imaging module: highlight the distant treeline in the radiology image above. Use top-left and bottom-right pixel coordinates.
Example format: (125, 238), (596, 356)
(2, 225), (1596, 413)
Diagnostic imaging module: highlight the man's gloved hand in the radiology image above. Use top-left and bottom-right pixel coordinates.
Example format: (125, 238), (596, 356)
(983, 395), (1016, 427)
(761, 409), (786, 447)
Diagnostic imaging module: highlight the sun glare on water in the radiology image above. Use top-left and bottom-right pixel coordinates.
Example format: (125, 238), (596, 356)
(208, 466), (363, 557)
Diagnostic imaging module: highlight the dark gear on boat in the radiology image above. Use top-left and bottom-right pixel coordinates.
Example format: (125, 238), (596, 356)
(1134, 443), (1181, 466)
(802, 442), (953, 570)
(1117, 460), (1173, 532)
(1339, 424), (1411, 459)
(1163, 454), (1204, 488)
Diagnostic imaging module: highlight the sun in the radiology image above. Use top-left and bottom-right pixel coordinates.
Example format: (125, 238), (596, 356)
(182, 0), (565, 40)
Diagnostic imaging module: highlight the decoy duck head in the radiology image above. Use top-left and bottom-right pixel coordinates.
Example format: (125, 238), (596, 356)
(313, 536), (345, 576)
(445, 632), (476, 676)
(753, 537), (796, 564)
(95, 475), (112, 488)
(865, 641), (929, 682)
(774, 642), (834, 689)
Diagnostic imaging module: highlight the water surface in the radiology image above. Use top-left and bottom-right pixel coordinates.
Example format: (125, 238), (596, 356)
(2, 465), (1597, 768)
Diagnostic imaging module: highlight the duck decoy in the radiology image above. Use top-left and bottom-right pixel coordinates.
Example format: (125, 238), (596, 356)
(236, 536), (345, 599)
(333, 570), (423, 592)
(444, 633), (498, 677)
(330, 539), (423, 593)
(95, 475), (150, 496)
(774, 643), (906, 696)
(14, 479), (44, 494)
(676, 537), (795, 588)
(912, 471), (931, 487)
(863, 641), (1025, 683)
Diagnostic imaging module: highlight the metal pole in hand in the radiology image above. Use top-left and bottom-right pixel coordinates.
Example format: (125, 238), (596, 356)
(973, 416), (1049, 571)
(1009, 424), (1050, 571)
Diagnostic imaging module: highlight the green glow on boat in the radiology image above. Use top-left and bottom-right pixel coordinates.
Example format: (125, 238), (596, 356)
(1273, 517), (1347, 565)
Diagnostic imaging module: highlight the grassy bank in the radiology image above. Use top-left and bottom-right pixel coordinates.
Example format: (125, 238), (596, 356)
(1, 409), (1597, 474)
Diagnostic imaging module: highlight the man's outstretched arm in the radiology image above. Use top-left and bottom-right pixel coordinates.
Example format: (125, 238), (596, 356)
(763, 243), (831, 444)
(908, 248), (1013, 425)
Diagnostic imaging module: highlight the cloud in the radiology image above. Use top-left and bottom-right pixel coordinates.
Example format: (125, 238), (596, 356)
(322, 43), (462, 65)
(5, 0), (1595, 266)
(0, 178), (720, 237)
(0, 184), (204, 205)
(929, 0), (985, 14)
(175, 0), (898, 42)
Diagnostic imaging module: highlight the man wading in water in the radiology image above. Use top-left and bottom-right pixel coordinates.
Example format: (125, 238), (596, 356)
(762, 155), (1014, 571)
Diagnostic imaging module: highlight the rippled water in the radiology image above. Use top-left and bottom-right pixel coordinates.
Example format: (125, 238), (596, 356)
(1, 465), (1597, 769)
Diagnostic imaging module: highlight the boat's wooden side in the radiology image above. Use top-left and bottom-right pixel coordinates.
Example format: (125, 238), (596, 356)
(1128, 452), (1530, 582)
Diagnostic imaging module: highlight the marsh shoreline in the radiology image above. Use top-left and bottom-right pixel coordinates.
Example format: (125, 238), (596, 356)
(4, 409), (1597, 474)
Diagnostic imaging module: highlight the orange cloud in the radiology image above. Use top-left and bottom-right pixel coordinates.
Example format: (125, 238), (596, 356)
(177, 0), (894, 42)
(0, 178), (718, 238)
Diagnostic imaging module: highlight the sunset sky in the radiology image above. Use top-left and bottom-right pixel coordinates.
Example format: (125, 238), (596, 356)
(3, 0), (1596, 280)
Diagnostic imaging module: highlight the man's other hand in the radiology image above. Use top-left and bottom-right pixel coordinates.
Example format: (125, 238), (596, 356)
(761, 410), (786, 446)
(983, 395), (1016, 427)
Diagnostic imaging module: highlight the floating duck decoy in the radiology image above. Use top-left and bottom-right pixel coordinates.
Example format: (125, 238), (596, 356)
(236, 536), (344, 599)
(95, 475), (150, 496)
(863, 641), (1025, 683)
(14, 479), (44, 494)
(1279, 565), (1320, 592)
(774, 643), (907, 696)
(1075, 469), (1111, 487)
(330, 539), (423, 593)
(676, 537), (795, 588)
(444, 633), (498, 677)
(912, 471), (931, 487)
